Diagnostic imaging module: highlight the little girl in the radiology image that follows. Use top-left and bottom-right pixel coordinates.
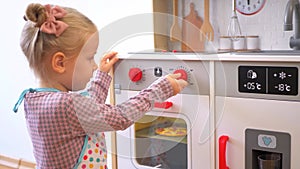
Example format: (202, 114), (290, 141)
(13, 3), (187, 169)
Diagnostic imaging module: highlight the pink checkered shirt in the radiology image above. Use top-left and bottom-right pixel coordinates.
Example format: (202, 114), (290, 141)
(21, 70), (173, 169)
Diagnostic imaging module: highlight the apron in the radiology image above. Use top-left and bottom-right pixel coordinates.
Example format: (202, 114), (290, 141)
(13, 88), (108, 169)
(74, 133), (108, 169)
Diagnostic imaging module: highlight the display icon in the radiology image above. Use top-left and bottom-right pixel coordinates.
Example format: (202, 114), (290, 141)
(258, 134), (276, 149)
(247, 70), (257, 79)
(154, 67), (162, 77)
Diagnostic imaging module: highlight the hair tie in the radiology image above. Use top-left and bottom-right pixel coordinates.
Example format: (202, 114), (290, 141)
(40, 4), (69, 37)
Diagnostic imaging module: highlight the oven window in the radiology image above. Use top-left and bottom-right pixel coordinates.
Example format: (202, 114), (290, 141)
(134, 115), (187, 169)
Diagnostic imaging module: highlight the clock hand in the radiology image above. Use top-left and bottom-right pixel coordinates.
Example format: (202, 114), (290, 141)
(248, 0), (250, 5)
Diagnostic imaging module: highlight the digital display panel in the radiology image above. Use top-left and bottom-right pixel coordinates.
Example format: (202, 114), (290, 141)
(238, 66), (266, 94)
(268, 67), (298, 95)
(238, 66), (298, 95)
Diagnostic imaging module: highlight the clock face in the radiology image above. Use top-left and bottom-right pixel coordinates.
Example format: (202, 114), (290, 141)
(236, 0), (266, 15)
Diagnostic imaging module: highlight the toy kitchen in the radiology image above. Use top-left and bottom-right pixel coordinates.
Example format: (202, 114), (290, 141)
(107, 0), (300, 169)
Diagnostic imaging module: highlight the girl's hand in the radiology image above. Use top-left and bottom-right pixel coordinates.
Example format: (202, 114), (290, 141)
(166, 73), (188, 95)
(99, 51), (119, 73)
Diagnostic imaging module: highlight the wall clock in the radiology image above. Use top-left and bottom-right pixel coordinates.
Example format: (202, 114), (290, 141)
(236, 0), (266, 15)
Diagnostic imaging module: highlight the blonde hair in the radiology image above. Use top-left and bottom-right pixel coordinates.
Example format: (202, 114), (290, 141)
(20, 3), (97, 79)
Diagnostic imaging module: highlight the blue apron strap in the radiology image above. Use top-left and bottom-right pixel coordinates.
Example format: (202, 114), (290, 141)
(13, 88), (35, 113)
(13, 88), (60, 113)
(80, 91), (89, 97)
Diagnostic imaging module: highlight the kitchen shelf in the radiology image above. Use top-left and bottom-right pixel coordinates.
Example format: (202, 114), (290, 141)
(135, 127), (187, 144)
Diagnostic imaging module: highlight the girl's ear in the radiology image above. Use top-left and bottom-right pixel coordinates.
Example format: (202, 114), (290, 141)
(51, 52), (67, 73)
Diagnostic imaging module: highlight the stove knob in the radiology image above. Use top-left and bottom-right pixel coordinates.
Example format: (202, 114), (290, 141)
(173, 69), (188, 81)
(128, 68), (143, 82)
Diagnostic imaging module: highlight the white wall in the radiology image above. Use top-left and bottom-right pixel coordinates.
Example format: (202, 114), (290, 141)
(177, 0), (293, 50)
(165, 0), (293, 51)
(0, 0), (153, 163)
(215, 0), (292, 50)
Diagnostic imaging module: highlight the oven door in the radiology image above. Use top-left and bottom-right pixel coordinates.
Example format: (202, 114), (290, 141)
(115, 112), (190, 169)
(115, 91), (212, 169)
(133, 112), (190, 169)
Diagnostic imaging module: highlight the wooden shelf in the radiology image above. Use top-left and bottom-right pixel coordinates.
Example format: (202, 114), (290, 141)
(0, 154), (36, 169)
(153, 0), (172, 51)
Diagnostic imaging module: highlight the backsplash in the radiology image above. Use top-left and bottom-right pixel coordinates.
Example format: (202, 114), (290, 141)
(174, 0), (293, 50)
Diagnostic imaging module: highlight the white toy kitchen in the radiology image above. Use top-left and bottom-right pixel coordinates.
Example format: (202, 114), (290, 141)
(109, 1), (300, 169)
(111, 51), (300, 169)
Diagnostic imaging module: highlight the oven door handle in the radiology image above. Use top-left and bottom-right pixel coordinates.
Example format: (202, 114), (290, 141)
(154, 101), (173, 109)
(219, 135), (229, 169)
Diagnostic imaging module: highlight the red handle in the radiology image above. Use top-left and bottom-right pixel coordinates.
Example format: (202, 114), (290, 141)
(219, 135), (229, 169)
(154, 101), (173, 109)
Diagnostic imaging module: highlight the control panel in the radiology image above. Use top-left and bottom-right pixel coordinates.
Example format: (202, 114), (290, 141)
(128, 67), (189, 82)
(114, 59), (210, 95)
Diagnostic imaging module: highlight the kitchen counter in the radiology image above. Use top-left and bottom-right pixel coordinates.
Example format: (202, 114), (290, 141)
(216, 52), (300, 62)
(119, 52), (300, 62)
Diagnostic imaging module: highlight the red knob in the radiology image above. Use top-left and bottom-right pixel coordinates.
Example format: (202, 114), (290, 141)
(173, 69), (188, 81)
(128, 68), (143, 82)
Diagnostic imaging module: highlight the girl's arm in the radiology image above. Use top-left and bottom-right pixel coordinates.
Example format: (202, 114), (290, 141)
(68, 74), (173, 134)
(86, 70), (112, 104)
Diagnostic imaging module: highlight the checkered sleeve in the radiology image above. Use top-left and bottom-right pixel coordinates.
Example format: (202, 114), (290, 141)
(71, 75), (174, 133)
(86, 70), (111, 104)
